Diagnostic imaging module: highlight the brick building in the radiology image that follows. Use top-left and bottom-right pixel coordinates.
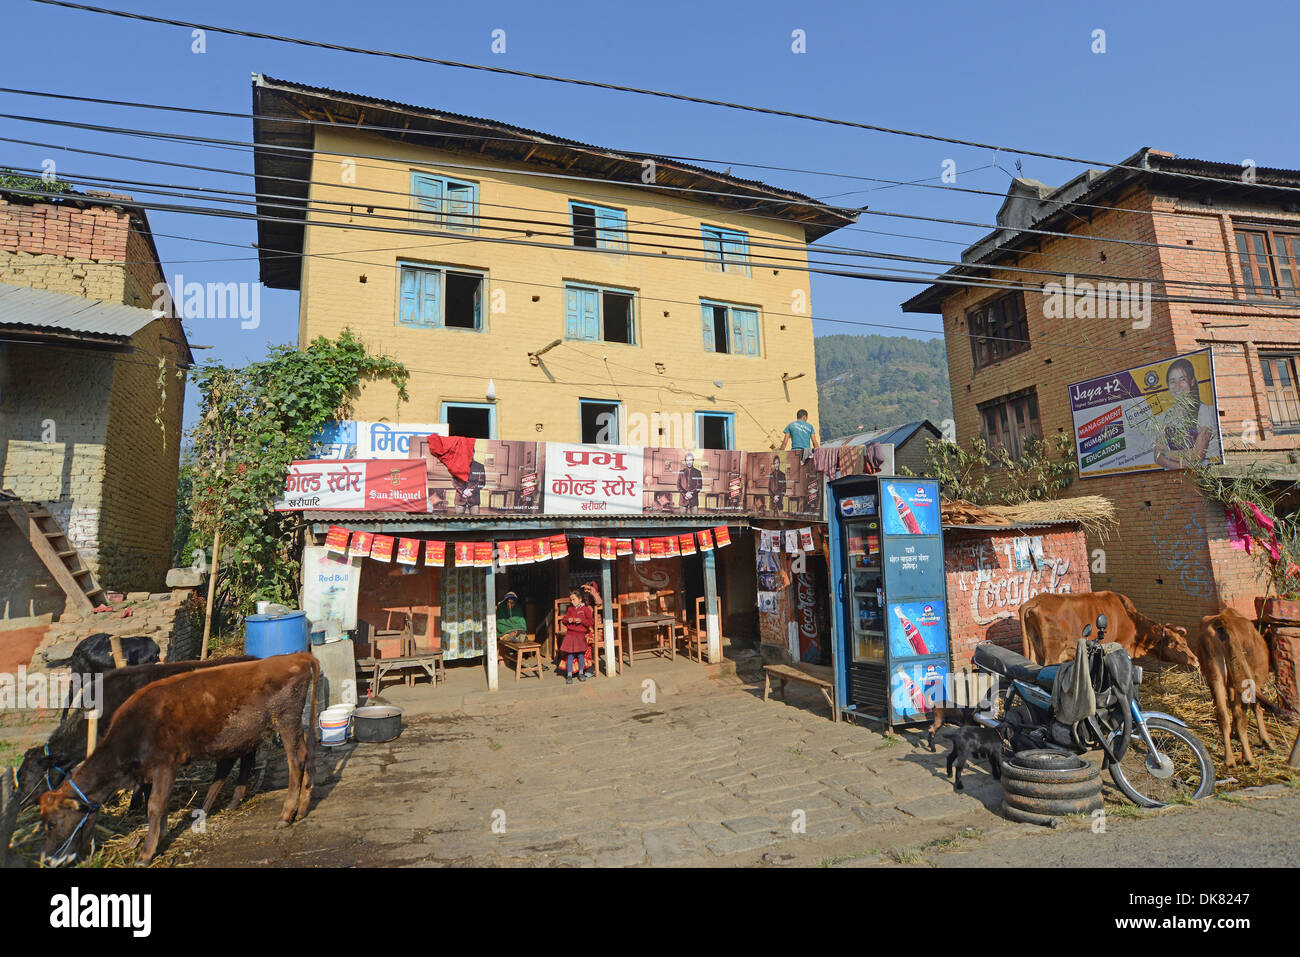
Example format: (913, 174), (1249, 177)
(904, 149), (1300, 629)
(0, 187), (191, 632)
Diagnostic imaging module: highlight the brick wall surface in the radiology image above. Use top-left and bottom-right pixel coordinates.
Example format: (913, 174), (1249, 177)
(934, 178), (1300, 625)
(33, 589), (198, 668)
(944, 524), (1093, 668)
(0, 195), (186, 595)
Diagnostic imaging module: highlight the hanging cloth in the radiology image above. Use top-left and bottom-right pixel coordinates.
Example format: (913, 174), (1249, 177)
(426, 434), (476, 483)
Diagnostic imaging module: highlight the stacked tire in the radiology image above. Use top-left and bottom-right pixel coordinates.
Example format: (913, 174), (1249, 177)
(1000, 750), (1102, 826)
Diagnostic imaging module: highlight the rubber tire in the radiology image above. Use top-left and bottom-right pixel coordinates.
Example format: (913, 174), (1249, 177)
(1002, 791), (1103, 818)
(1000, 802), (1064, 827)
(1109, 717), (1215, 808)
(1001, 775), (1105, 802)
(1008, 749), (1088, 772)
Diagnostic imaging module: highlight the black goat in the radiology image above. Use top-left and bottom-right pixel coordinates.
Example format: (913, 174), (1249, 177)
(945, 725), (1004, 792)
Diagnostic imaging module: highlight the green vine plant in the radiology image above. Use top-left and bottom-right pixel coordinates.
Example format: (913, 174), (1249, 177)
(902, 432), (1078, 506)
(154, 355), (168, 452)
(182, 328), (409, 624)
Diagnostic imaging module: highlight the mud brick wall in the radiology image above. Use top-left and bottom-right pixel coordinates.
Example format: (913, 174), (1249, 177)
(944, 524), (1093, 669)
(1268, 625), (1299, 712)
(32, 590), (198, 668)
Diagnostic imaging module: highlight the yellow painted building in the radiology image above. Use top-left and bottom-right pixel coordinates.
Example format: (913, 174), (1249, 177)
(251, 76), (856, 450)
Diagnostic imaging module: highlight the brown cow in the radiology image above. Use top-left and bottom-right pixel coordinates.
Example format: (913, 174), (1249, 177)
(1019, 591), (1198, 668)
(1194, 608), (1282, 769)
(39, 653), (319, 865)
(15, 656), (256, 810)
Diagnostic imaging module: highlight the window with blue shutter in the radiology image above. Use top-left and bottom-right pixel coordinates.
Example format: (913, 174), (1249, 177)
(398, 262), (485, 331)
(570, 202), (627, 252)
(410, 172), (478, 230)
(700, 300), (759, 356)
(702, 225), (750, 275)
(565, 283), (635, 344)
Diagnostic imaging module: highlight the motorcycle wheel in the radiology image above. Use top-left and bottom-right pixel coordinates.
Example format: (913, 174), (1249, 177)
(1108, 717), (1215, 808)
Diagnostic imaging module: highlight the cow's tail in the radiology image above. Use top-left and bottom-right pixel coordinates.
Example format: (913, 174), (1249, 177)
(307, 657), (321, 740)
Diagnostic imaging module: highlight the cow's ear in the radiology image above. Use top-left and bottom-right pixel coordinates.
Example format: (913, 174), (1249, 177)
(1175, 626), (1187, 636)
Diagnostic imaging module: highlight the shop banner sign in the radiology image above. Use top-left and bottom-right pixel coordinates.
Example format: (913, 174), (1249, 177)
(311, 420), (447, 459)
(545, 443), (643, 514)
(1068, 348), (1223, 478)
(301, 545), (360, 630)
(277, 460), (368, 510)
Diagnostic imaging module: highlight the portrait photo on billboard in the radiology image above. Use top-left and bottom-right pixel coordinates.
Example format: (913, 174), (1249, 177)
(1067, 348), (1223, 479)
(417, 438), (545, 515)
(744, 450), (823, 520)
(642, 448), (744, 514)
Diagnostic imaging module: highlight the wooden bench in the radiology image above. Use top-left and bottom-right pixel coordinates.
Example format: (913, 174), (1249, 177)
(763, 664), (837, 723)
(366, 651), (445, 696)
(499, 638), (543, 681)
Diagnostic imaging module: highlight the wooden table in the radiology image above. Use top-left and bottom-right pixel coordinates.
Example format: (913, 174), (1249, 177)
(621, 613), (676, 665)
(499, 638), (542, 681)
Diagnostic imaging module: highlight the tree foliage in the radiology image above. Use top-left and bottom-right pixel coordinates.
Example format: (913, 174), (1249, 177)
(904, 433), (1078, 505)
(815, 334), (952, 439)
(185, 329), (408, 617)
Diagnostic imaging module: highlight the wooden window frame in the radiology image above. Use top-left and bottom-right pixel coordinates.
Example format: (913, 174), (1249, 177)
(1234, 224), (1300, 298)
(569, 201), (628, 252)
(978, 389), (1042, 461)
(410, 172), (480, 232)
(967, 292), (1030, 370)
(701, 225), (751, 276)
(1260, 353), (1300, 434)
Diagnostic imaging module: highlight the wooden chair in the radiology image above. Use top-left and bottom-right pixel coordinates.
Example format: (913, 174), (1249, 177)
(368, 610), (444, 695)
(682, 596), (718, 662)
(652, 590), (686, 660)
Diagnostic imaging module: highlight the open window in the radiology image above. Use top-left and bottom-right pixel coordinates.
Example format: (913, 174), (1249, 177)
(442, 402), (496, 439)
(580, 399), (620, 444)
(398, 263), (485, 331)
(700, 300), (759, 355)
(565, 284), (636, 345)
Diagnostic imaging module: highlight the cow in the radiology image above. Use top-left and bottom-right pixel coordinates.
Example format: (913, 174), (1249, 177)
(1193, 608), (1283, 769)
(1019, 591), (1198, 669)
(39, 653), (319, 866)
(15, 656), (256, 811)
(45, 633), (162, 679)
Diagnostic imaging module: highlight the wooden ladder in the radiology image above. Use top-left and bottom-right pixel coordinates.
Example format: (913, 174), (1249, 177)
(5, 501), (103, 618)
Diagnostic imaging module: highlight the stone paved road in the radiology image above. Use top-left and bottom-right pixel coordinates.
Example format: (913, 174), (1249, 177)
(161, 673), (1020, 867)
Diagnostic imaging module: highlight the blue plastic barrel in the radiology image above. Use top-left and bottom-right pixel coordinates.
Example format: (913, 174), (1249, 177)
(245, 610), (310, 658)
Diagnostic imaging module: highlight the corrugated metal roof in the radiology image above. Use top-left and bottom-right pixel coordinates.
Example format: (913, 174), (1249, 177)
(0, 282), (157, 338)
(824, 421), (938, 449)
(943, 519), (1080, 532)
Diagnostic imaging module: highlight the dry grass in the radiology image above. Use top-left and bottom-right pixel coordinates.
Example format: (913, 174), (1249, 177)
(986, 496), (1118, 540)
(1138, 665), (1298, 790)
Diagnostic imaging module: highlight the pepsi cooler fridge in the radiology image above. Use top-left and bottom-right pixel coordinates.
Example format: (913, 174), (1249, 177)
(827, 475), (953, 726)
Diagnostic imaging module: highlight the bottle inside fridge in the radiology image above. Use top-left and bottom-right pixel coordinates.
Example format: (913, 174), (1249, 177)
(845, 519), (884, 662)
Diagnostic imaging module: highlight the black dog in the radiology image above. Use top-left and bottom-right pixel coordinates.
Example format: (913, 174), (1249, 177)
(945, 725), (1004, 792)
(45, 633), (162, 676)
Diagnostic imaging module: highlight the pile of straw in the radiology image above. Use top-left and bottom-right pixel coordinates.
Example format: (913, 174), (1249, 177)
(986, 495), (1119, 540)
(1138, 665), (1298, 790)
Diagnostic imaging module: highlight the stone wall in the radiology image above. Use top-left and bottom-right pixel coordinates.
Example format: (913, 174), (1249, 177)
(32, 589), (199, 668)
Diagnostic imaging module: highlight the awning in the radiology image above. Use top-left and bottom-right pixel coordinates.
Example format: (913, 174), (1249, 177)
(0, 281), (158, 340)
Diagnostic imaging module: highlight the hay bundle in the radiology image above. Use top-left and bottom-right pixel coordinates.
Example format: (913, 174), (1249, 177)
(986, 496), (1118, 540)
(941, 499), (1013, 526)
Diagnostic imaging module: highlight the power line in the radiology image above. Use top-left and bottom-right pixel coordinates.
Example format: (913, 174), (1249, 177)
(25, 0), (1300, 200)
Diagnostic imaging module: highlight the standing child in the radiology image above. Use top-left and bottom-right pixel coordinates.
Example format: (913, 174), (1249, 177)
(559, 588), (595, 684)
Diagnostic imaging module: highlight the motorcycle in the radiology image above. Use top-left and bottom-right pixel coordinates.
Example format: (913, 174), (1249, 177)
(968, 613), (1214, 807)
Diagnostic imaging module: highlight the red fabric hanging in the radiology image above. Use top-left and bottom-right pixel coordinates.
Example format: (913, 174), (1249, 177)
(425, 434), (476, 482)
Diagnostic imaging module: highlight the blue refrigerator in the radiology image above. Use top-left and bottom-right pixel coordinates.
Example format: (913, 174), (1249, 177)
(827, 475), (953, 726)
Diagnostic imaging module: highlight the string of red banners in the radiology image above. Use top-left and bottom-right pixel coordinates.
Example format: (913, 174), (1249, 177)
(322, 525), (734, 568)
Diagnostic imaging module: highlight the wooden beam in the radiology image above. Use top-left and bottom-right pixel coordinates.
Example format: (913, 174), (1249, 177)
(6, 504), (95, 619)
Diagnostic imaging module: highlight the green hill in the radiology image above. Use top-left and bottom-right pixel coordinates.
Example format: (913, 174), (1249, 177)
(814, 334), (953, 440)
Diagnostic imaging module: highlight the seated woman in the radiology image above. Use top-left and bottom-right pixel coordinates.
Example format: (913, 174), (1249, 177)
(496, 591), (527, 642)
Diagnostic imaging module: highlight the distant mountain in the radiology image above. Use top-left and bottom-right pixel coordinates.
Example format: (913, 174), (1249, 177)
(814, 334), (953, 440)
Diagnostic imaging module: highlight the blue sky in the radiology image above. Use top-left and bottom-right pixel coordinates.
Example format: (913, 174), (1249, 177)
(6, 0), (1300, 434)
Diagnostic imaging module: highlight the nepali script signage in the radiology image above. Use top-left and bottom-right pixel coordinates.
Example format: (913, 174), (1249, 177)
(310, 420), (447, 459)
(275, 460), (428, 512)
(543, 443), (644, 514)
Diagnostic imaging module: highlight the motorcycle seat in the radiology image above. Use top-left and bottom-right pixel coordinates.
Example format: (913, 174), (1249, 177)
(973, 642), (1043, 684)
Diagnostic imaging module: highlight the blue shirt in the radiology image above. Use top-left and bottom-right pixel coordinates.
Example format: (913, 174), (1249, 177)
(784, 419), (816, 449)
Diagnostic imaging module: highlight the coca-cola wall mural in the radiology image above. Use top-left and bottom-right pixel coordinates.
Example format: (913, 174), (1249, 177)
(755, 525), (828, 665)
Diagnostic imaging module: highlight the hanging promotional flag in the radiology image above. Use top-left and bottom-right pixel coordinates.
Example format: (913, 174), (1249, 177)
(396, 538), (420, 565)
(325, 526), (351, 554)
(786, 530), (799, 554)
(601, 537), (616, 561)
(714, 525), (731, 548)
(678, 532), (697, 556)
(455, 541), (473, 566)
(549, 533), (568, 558)
(349, 531), (374, 560)
(665, 535), (680, 558)
(371, 535), (396, 562)
(616, 538), (633, 556)
(584, 537), (601, 560)
(516, 539), (534, 563)
(697, 528), (714, 551)
(535, 537), (552, 562)
(800, 527), (815, 551)
(474, 542), (494, 567)
(498, 540), (516, 566)
(633, 538), (650, 562)
(650, 537), (666, 559)
(424, 540), (446, 567)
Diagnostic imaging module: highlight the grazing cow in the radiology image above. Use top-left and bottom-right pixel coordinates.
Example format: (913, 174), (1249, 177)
(1019, 592), (1198, 668)
(39, 653), (319, 865)
(1193, 608), (1283, 769)
(45, 633), (161, 685)
(15, 657), (256, 811)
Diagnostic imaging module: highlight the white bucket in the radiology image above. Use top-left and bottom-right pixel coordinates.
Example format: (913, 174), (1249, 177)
(319, 704), (354, 746)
